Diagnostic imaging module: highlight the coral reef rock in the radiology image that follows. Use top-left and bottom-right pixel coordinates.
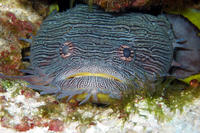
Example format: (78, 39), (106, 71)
(83, 0), (200, 12)
(0, 0), (49, 75)
(0, 79), (200, 132)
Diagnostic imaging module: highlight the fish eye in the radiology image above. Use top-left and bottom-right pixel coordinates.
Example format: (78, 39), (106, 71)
(118, 45), (134, 62)
(123, 48), (131, 58)
(60, 41), (73, 58)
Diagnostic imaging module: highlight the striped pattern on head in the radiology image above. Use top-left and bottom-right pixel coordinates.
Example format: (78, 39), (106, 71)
(29, 4), (174, 104)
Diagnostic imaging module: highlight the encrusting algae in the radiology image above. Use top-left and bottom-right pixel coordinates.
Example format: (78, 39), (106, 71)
(77, 0), (200, 12)
(0, 0), (48, 76)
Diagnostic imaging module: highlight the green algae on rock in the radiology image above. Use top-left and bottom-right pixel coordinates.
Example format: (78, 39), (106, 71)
(0, 77), (200, 132)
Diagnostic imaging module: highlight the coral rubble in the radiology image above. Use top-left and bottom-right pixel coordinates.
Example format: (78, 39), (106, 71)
(82, 0), (200, 12)
(0, 0), (49, 75)
(0, 78), (200, 132)
(91, 0), (149, 12)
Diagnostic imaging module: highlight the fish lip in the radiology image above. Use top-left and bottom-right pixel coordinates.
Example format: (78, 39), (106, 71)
(66, 72), (123, 82)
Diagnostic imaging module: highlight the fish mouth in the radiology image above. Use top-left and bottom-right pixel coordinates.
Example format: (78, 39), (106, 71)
(52, 69), (127, 104)
(66, 72), (123, 82)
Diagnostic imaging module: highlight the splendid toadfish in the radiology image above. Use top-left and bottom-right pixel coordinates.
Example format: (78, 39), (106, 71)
(0, 4), (200, 104)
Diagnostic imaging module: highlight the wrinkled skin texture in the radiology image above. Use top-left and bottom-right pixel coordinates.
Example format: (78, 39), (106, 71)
(0, 5), (200, 104)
